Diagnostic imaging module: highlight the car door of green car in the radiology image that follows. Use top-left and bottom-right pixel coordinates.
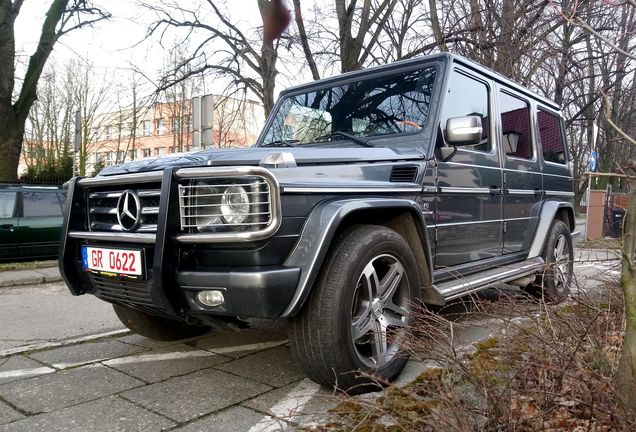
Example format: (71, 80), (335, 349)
(17, 190), (64, 259)
(0, 191), (19, 260)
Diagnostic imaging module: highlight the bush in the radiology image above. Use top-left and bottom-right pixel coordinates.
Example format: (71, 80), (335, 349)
(320, 278), (634, 431)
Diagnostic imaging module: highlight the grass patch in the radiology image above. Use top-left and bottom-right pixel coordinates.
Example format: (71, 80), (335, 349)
(0, 260), (57, 272)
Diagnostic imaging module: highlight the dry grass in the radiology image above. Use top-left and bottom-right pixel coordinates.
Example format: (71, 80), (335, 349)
(316, 278), (633, 431)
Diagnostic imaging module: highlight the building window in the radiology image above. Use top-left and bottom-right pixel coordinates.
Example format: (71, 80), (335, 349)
(106, 126), (116, 140)
(142, 120), (152, 136)
(142, 148), (151, 158)
(156, 119), (166, 135)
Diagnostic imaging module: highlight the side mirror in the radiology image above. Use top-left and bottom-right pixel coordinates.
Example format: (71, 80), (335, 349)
(445, 116), (483, 146)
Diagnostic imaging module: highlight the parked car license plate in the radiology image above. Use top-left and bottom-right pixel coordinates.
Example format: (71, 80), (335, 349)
(81, 246), (144, 277)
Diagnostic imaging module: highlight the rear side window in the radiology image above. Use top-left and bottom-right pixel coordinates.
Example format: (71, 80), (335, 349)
(538, 109), (566, 164)
(499, 91), (533, 159)
(0, 192), (16, 218)
(439, 71), (490, 152)
(22, 192), (63, 217)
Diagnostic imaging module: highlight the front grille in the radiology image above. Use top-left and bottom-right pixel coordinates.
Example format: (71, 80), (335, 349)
(88, 187), (161, 233)
(93, 275), (154, 307)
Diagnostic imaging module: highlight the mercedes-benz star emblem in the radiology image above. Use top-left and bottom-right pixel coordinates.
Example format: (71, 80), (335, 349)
(116, 190), (141, 232)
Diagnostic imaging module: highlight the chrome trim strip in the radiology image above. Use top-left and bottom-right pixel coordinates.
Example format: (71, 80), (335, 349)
(502, 168), (542, 175)
(174, 166), (282, 244)
(69, 231), (156, 243)
(441, 161), (500, 170)
(436, 219), (502, 227)
(435, 257), (545, 300)
(544, 190), (575, 197)
(281, 186), (421, 193)
(507, 189), (537, 196)
(505, 217), (534, 222)
(79, 171), (163, 186)
(439, 186), (491, 194)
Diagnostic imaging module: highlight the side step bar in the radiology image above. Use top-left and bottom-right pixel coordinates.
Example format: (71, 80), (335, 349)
(423, 257), (546, 305)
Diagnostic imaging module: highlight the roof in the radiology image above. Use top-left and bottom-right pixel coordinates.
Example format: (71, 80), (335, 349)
(280, 52), (560, 111)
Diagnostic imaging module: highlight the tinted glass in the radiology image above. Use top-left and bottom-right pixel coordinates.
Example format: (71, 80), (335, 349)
(538, 109), (566, 164)
(22, 192), (62, 217)
(500, 91), (533, 159)
(0, 192), (16, 218)
(440, 71), (490, 151)
(261, 67), (437, 145)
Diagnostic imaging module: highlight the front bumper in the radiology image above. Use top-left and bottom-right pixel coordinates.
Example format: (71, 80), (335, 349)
(59, 169), (300, 320)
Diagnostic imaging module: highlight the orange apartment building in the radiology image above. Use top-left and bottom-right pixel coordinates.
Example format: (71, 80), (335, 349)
(20, 95), (264, 176)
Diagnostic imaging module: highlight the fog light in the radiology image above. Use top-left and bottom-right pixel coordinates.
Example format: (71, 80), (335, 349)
(197, 290), (225, 307)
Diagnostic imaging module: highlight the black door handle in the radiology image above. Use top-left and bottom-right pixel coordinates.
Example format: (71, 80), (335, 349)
(534, 189), (544, 197)
(0, 224), (13, 229)
(489, 186), (502, 195)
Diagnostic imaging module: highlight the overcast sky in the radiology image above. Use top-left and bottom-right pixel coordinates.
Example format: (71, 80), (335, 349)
(14, 1), (268, 102)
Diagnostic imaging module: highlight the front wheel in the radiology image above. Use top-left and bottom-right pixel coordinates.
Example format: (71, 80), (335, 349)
(289, 225), (421, 391)
(526, 220), (573, 303)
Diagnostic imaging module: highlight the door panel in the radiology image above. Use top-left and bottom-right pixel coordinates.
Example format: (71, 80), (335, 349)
(498, 88), (542, 254)
(0, 192), (18, 260)
(17, 191), (63, 259)
(434, 69), (502, 268)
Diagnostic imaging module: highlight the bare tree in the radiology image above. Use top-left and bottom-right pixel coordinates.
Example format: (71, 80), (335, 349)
(145, 0), (290, 116)
(0, 0), (109, 181)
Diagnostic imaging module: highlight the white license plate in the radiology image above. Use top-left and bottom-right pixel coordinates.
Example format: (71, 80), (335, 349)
(82, 246), (143, 276)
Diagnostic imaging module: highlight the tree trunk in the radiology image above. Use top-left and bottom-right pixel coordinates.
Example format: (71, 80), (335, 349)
(617, 175), (636, 415)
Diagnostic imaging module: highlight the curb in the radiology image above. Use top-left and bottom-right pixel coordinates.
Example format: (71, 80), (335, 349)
(0, 268), (62, 288)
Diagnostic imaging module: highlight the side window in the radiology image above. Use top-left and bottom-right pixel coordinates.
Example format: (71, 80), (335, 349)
(0, 192), (16, 218)
(499, 91), (533, 159)
(22, 192), (63, 217)
(439, 70), (490, 151)
(538, 109), (567, 164)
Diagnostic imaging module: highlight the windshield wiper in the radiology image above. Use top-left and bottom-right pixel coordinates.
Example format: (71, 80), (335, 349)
(315, 131), (372, 147)
(260, 139), (300, 148)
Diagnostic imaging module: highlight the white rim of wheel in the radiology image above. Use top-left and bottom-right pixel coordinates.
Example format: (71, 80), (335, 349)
(350, 253), (410, 368)
(553, 234), (571, 291)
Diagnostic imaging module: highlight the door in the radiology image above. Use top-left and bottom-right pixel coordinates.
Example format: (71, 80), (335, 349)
(0, 191), (19, 260)
(434, 69), (503, 268)
(497, 88), (542, 254)
(17, 190), (64, 259)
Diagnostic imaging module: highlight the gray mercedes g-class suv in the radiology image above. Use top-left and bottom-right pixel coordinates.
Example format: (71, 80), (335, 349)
(60, 53), (576, 389)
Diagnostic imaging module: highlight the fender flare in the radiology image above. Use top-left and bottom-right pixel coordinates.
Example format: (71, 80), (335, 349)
(279, 198), (432, 317)
(527, 200), (575, 258)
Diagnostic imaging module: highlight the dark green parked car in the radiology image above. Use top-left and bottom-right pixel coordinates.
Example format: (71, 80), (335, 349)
(0, 184), (66, 261)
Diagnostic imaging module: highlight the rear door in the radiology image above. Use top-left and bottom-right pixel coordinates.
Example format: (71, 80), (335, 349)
(497, 87), (543, 254)
(0, 191), (19, 260)
(17, 190), (64, 259)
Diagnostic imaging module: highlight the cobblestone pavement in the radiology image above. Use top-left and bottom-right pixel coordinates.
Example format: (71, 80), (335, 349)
(0, 249), (619, 431)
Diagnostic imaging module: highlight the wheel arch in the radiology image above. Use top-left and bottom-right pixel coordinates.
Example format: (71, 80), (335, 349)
(280, 198), (432, 317)
(527, 200), (576, 258)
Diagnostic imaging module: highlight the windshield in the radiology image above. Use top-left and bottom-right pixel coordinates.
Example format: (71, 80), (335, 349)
(259, 66), (437, 146)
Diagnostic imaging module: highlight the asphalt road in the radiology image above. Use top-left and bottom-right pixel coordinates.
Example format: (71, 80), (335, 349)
(0, 248), (621, 431)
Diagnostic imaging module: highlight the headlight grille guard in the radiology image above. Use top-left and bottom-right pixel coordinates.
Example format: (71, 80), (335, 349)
(174, 166), (282, 243)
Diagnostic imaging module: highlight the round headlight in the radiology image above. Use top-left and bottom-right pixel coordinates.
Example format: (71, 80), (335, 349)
(220, 185), (250, 224)
(195, 185), (221, 231)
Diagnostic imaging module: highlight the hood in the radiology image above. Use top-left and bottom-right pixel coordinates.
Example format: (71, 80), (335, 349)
(98, 146), (424, 176)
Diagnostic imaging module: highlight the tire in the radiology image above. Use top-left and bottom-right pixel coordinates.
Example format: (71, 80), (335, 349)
(289, 225), (421, 392)
(526, 220), (573, 303)
(113, 304), (210, 341)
